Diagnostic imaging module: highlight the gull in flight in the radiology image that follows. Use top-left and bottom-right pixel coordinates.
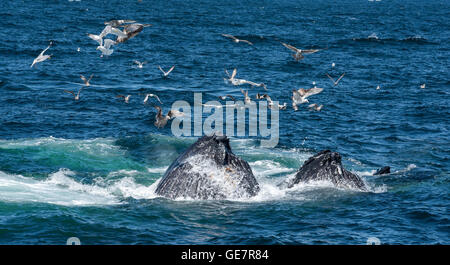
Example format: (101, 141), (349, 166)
(88, 25), (126, 46)
(420, 84), (426, 89)
(218, 95), (236, 101)
(240, 89), (252, 104)
(80, 74), (94, 87)
(64, 87), (83, 101)
(281, 42), (321, 61)
(116, 23), (152, 43)
(134, 60), (147, 68)
(326, 72), (345, 86)
(153, 106), (184, 128)
(96, 39), (116, 57)
(225, 69), (267, 90)
(221, 34), (253, 46)
(31, 41), (52, 68)
(292, 86), (324, 110)
(260, 94), (287, 110)
(158, 65), (175, 77)
(143, 93), (163, 104)
(116, 95), (131, 103)
(308, 103), (323, 111)
(376, 85), (381, 90)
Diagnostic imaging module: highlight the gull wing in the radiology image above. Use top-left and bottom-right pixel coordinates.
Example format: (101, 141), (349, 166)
(231, 68), (237, 79)
(158, 65), (165, 74)
(103, 39), (116, 49)
(39, 42), (52, 56)
(166, 65), (175, 75)
(222, 34), (237, 40)
(302, 49), (320, 54)
(168, 110), (185, 119)
(303, 87), (323, 98)
(240, 39), (253, 45)
(336, 72), (345, 83)
(80, 75), (87, 84)
(282, 42), (300, 53)
(326, 73), (335, 84)
(64, 90), (75, 96)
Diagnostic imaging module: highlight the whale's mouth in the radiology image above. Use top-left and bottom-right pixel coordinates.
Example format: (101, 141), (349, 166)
(0, 135), (390, 206)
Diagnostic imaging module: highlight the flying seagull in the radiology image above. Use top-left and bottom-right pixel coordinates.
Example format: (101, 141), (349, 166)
(96, 39), (116, 57)
(224, 68), (267, 90)
(308, 103), (323, 111)
(64, 87), (83, 101)
(218, 95), (236, 101)
(116, 95), (131, 103)
(115, 23), (151, 43)
(221, 34), (253, 46)
(326, 72), (345, 86)
(134, 60), (147, 68)
(420, 84), (426, 89)
(153, 105), (184, 128)
(158, 65), (175, 77)
(143, 93), (162, 104)
(281, 42), (320, 61)
(80, 74), (94, 87)
(292, 86), (324, 110)
(88, 25), (126, 46)
(240, 89), (252, 104)
(31, 41), (52, 68)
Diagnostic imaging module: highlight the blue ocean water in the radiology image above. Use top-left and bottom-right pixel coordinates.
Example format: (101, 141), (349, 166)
(0, 0), (449, 244)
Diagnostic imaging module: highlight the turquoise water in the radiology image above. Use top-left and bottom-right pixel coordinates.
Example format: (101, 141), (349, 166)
(0, 0), (448, 244)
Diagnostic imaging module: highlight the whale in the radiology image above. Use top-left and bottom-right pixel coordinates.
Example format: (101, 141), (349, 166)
(374, 166), (390, 175)
(287, 150), (368, 191)
(155, 135), (260, 200)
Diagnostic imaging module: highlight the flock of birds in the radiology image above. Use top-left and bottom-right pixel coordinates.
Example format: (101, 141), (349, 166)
(29, 19), (426, 129)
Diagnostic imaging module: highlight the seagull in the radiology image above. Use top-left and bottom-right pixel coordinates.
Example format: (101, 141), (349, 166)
(308, 103), (323, 111)
(88, 25), (126, 46)
(134, 60), (147, 68)
(259, 94), (287, 110)
(376, 85), (381, 90)
(331, 62), (336, 68)
(115, 23), (151, 43)
(240, 89), (252, 104)
(80, 74), (94, 87)
(420, 84), (426, 89)
(153, 106), (184, 128)
(31, 41), (52, 68)
(96, 39), (116, 57)
(64, 87), (83, 101)
(218, 95), (236, 101)
(221, 34), (253, 46)
(143, 93), (162, 104)
(326, 72), (345, 86)
(292, 86), (324, 110)
(116, 95), (131, 103)
(281, 42), (320, 61)
(224, 69), (267, 89)
(104, 19), (136, 27)
(255, 93), (265, 100)
(158, 65), (175, 77)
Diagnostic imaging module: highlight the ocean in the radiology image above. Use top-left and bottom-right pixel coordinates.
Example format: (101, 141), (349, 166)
(0, 0), (448, 244)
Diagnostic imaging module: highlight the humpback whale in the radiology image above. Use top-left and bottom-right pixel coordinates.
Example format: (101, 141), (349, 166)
(374, 166), (390, 175)
(287, 150), (368, 191)
(155, 135), (260, 200)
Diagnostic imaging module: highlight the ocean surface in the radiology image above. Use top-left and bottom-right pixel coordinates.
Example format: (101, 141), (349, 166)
(0, 0), (449, 244)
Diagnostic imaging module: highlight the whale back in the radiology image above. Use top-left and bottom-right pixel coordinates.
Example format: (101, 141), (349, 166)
(155, 135), (260, 199)
(288, 150), (368, 191)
